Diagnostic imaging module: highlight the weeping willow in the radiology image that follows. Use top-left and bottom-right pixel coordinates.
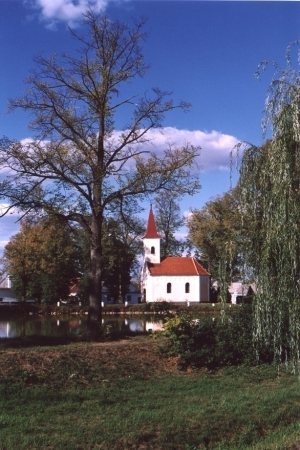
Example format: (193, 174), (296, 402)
(217, 240), (238, 323)
(239, 44), (300, 370)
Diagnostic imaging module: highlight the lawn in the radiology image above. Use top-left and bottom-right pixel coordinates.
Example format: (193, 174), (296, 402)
(0, 335), (300, 449)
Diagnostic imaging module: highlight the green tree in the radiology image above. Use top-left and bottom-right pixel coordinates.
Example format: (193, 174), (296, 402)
(238, 42), (300, 369)
(0, 10), (200, 326)
(73, 213), (144, 304)
(153, 191), (186, 258)
(100, 215), (144, 303)
(3, 219), (79, 303)
(187, 189), (243, 279)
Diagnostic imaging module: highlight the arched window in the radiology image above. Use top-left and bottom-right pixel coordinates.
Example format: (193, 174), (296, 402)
(151, 246), (155, 254)
(185, 282), (190, 294)
(167, 282), (172, 294)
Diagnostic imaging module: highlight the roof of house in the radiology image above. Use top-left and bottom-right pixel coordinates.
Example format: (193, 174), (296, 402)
(147, 256), (210, 276)
(228, 282), (256, 295)
(143, 207), (161, 239)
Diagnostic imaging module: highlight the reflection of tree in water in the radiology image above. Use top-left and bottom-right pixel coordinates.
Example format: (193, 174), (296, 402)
(0, 319), (25, 338)
(0, 316), (163, 338)
(0, 322), (7, 337)
(21, 316), (87, 337)
(126, 319), (145, 333)
(102, 318), (125, 333)
(103, 317), (164, 333)
(145, 321), (164, 332)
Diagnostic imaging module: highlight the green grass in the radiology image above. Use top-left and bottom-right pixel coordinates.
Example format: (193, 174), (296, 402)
(0, 336), (300, 449)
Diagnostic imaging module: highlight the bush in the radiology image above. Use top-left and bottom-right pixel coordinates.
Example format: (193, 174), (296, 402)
(163, 306), (273, 369)
(144, 300), (172, 315)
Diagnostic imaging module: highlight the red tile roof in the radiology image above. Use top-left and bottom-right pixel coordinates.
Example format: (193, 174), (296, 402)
(148, 257), (210, 276)
(143, 207), (161, 239)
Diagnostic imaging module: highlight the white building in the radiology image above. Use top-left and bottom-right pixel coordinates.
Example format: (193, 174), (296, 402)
(228, 282), (256, 304)
(69, 281), (141, 305)
(0, 275), (18, 303)
(124, 284), (142, 304)
(104, 284), (141, 305)
(141, 207), (210, 303)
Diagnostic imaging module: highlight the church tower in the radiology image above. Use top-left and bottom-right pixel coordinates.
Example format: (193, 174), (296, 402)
(143, 206), (161, 264)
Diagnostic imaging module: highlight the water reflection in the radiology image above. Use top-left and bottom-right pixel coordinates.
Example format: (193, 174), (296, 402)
(0, 316), (164, 338)
(102, 317), (163, 335)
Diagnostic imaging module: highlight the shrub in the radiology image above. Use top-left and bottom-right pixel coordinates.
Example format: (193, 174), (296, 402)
(144, 300), (172, 315)
(163, 306), (273, 369)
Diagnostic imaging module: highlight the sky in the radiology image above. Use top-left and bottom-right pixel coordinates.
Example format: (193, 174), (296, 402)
(1, 0), (300, 251)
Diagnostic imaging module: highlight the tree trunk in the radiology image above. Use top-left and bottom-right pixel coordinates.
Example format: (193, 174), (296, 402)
(87, 216), (103, 329)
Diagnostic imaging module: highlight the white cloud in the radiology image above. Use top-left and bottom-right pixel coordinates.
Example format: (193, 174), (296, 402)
(0, 205), (21, 255)
(25, 0), (109, 27)
(183, 210), (193, 219)
(134, 127), (240, 173)
(174, 231), (188, 240)
(0, 127), (240, 252)
(20, 138), (34, 145)
(0, 241), (9, 253)
(21, 127), (241, 173)
(0, 204), (20, 217)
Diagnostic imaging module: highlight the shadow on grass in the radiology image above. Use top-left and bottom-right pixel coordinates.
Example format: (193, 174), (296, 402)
(0, 330), (150, 349)
(0, 335), (80, 349)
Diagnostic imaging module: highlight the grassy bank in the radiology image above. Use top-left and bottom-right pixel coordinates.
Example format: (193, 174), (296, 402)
(0, 335), (300, 449)
(0, 301), (223, 317)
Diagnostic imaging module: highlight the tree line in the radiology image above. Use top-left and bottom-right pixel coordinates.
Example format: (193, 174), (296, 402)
(1, 192), (187, 305)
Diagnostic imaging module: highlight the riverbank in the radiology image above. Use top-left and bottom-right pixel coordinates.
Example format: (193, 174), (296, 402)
(0, 335), (300, 449)
(0, 301), (224, 317)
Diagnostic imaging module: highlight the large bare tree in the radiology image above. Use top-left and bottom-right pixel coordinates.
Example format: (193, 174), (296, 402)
(0, 9), (200, 325)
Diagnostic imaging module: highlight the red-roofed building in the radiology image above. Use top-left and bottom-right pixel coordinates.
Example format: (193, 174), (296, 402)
(141, 208), (210, 303)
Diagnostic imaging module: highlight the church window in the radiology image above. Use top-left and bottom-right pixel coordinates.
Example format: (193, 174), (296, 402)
(167, 282), (172, 293)
(185, 283), (190, 293)
(151, 246), (155, 254)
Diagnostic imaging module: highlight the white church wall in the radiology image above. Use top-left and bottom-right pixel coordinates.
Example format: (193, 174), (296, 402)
(143, 237), (160, 264)
(146, 275), (201, 303)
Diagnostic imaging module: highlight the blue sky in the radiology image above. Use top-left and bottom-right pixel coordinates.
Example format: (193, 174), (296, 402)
(1, 0), (300, 249)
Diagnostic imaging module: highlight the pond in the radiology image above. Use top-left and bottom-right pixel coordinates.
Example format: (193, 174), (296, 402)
(0, 315), (164, 339)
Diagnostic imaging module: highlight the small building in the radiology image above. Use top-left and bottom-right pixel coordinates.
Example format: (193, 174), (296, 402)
(141, 207), (210, 303)
(228, 282), (256, 304)
(0, 275), (18, 303)
(69, 280), (141, 304)
(124, 285), (142, 304)
(104, 284), (141, 304)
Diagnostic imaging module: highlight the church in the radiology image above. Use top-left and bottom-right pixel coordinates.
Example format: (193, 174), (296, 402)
(141, 207), (211, 303)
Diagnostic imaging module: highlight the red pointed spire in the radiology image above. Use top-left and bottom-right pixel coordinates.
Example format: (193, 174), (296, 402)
(143, 206), (161, 238)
